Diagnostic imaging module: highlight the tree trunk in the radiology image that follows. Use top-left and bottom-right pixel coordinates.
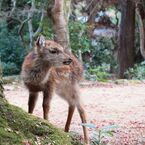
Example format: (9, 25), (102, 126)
(51, 0), (71, 52)
(0, 63), (4, 98)
(86, 0), (98, 38)
(136, 1), (145, 59)
(118, 0), (135, 78)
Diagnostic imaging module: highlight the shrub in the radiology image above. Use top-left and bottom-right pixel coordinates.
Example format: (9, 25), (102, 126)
(69, 21), (91, 55)
(91, 37), (116, 68)
(85, 64), (111, 81)
(125, 61), (145, 80)
(0, 22), (27, 76)
(1, 62), (19, 76)
(82, 123), (118, 145)
(69, 21), (116, 81)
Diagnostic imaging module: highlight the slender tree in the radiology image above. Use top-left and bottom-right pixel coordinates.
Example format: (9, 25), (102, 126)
(0, 63), (4, 98)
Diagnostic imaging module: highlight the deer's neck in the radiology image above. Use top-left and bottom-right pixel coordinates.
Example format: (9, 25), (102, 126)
(23, 58), (51, 85)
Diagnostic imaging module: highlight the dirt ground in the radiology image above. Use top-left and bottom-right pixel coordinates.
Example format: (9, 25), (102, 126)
(4, 81), (145, 145)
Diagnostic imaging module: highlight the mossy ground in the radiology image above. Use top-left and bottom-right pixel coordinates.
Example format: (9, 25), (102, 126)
(0, 97), (82, 145)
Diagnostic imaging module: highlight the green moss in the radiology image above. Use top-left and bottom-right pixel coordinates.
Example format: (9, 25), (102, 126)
(0, 127), (23, 145)
(0, 97), (81, 145)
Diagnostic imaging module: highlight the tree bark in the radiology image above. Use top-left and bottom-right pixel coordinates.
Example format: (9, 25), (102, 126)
(0, 63), (4, 98)
(51, 0), (71, 52)
(118, 0), (135, 78)
(86, 0), (98, 38)
(136, 1), (145, 59)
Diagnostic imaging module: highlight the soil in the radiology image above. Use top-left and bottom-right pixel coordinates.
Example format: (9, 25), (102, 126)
(4, 81), (145, 145)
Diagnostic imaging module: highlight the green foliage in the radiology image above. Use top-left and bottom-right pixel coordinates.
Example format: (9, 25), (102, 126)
(91, 37), (116, 67)
(0, 23), (27, 76)
(125, 61), (145, 80)
(69, 21), (91, 54)
(69, 21), (116, 81)
(82, 123), (118, 145)
(42, 18), (54, 39)
(16, 0), (28, 7)
(85, 64), (111, 82)
(1, 62), (19, 76)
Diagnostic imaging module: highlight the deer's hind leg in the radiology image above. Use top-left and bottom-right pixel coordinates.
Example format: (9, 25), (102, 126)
(71, 85), (89, 145)
(76, 101), (89, 145)
(62, 84), (89, 145)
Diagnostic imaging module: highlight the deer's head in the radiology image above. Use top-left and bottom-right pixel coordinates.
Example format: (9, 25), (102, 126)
(35, 35), (72, 67)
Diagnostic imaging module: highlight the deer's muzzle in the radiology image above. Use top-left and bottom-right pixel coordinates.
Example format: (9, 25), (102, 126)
(63, 58), (72, 65)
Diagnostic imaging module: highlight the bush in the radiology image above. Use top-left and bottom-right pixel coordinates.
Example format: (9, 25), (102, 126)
(1, 62), (19, 76)
(69, 21), (116, 81)
(91, 37), (116, 68)
(69, 21), (91, 55)
(0, 22), (27, 76)
(125, 61), (145, 80)
(85, 64), (111, 82)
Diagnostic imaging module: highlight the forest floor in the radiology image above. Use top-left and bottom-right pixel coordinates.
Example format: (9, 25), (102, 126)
(4, 80), (145, 145)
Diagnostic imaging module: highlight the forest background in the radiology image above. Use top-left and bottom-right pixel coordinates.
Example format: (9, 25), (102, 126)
(0, 0), (145, 81)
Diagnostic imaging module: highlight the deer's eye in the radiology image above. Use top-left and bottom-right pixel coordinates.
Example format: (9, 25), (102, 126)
(49, 49), (58, 54)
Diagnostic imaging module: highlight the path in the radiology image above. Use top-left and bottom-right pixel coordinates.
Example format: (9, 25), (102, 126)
(4, 81), (145, 145)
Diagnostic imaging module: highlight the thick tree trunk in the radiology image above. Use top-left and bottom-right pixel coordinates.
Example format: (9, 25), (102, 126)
(136, 1), (145, 59)
(51, 0), (71, 52)
(118, 0), (135, 78)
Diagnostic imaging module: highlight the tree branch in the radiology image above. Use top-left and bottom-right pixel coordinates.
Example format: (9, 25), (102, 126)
(33, 9), (44, 38)
(18, 17), (31, 47)
(9, 0), (16, 17)
(28, 12), (34, 48)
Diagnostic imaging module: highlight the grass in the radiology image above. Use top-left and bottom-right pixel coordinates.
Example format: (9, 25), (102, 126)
(0, 97), (82, 145)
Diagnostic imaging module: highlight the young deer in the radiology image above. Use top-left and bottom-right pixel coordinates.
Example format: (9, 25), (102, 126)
(21, 35), (89, 145)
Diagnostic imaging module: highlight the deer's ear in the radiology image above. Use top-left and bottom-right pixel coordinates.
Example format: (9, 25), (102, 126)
(36, 35), (46, 48)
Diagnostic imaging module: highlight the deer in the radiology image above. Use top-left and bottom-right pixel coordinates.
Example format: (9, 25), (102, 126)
(21, 35), (89, 145)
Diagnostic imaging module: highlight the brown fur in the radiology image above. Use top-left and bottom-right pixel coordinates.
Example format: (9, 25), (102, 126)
(21, 36), (89, 145)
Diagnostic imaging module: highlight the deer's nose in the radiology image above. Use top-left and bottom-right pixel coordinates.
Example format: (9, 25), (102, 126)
(63, 58), (72, 65)
(68, 58), (72, 63)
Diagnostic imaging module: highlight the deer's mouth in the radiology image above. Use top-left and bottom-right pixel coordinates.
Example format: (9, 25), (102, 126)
(63, 58), (72, 65)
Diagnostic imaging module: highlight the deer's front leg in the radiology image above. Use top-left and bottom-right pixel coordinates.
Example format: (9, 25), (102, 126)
(43, 87), (53, 120)
(28, 92), (38, 114)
